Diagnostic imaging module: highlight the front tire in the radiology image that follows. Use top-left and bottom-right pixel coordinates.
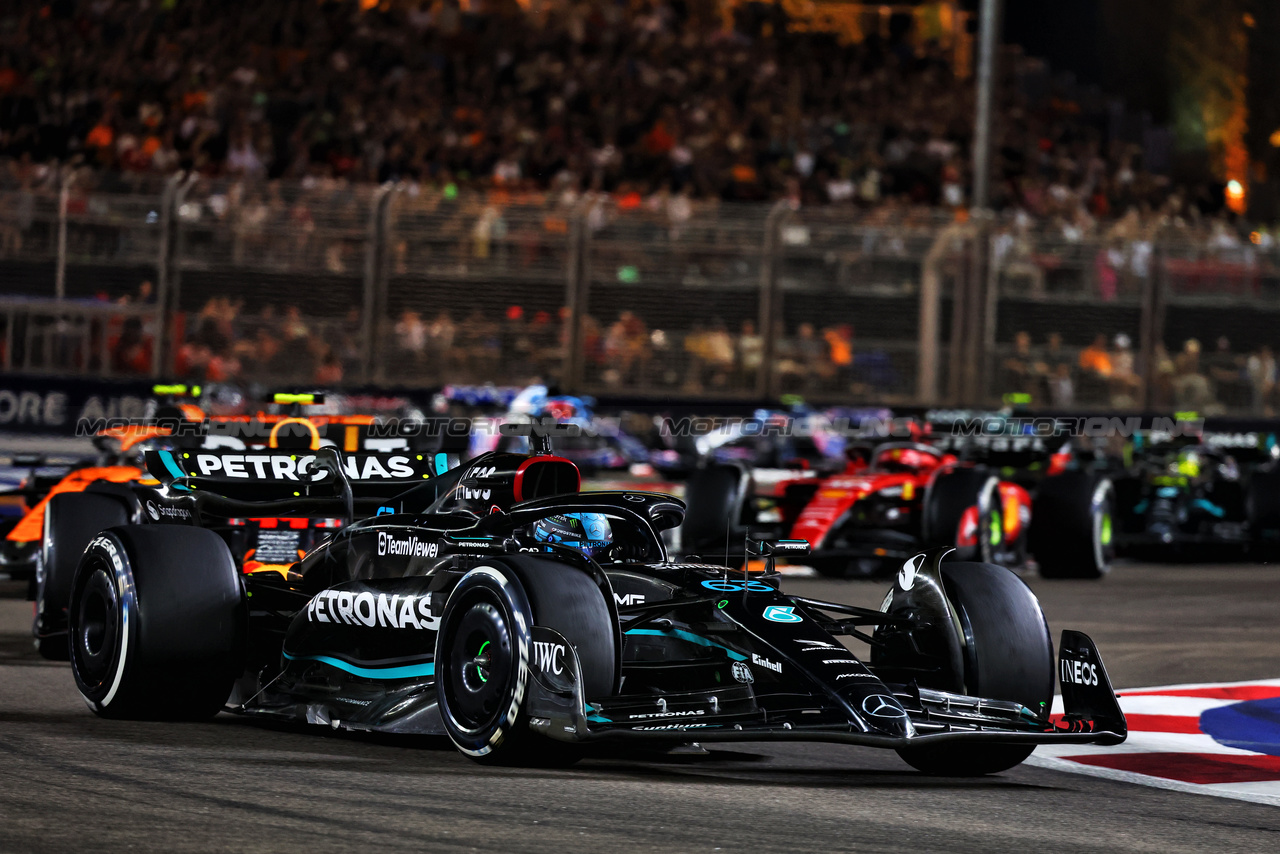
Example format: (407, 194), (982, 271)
(69, 527), (244, 719)
(1247, 465), (1280, 545)
(435, 557), (616, 765)
(895, 561), (1054, 776)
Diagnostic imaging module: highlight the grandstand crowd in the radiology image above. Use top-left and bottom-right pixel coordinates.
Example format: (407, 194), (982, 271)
(1, 0), (1276, 414)
(0, 0), (1220, 224)
(141, 295), (1280, 416)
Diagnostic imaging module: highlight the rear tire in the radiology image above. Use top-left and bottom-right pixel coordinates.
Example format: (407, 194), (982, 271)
(35, 493), (131, 660)
(1247, 465), (1280, 544)
(679, 463), (750, 561)
(68, 527), (244, 719)
(436, 557), (617, 765)
(1030, 473), (1114, 579)
(923, 467), (1001, 561)
(896, 561), (1054, 776)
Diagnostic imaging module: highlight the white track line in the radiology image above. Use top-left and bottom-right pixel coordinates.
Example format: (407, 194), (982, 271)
(1030, 679), (1280, 808)
(1024, 754), (1280, 809)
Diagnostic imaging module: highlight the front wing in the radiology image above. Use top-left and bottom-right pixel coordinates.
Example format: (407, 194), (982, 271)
(526, 627), (1127, 749)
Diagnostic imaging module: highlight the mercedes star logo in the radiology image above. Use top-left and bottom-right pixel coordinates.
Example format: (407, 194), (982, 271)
(862, 694), (908, 719)
(897, 554), (924, 591)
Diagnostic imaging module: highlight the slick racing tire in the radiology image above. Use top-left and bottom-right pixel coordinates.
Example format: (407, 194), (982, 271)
(1246, 465), (1280, 543)
(679, 463), (750, 562)
(1030, 473), (1115, 579)
(1110, 476), (1145, 537)
(68, 527), (245, 719)
(896, 561), (1054, 776)
(436, 557), (617, 766)
(35, 492), (131, 660)
(923, 467), (1002, 562)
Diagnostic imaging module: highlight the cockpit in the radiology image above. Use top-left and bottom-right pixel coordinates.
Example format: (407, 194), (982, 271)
(868, 443), (949, 475)
(1167, 445), (1239, 482)
(505, 505), (670, 564)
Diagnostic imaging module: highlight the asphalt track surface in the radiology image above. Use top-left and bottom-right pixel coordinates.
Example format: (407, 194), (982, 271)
(3, 564), (1280, 853)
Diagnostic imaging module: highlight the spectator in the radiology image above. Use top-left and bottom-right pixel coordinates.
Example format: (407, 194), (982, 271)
(1047, 362), (1075, 407)
(1172, 339), (1214, 410)
(700, 319), (736, 389)
(1001, 331), (1035, 398)
(1247, 345), (1277, 414)
(824, 325), (854, 390)
(603, 311), (651, 388)
(0, 177), (34, 256)
(738, 320), (763, 384)
(315, 347), (343, 385)
(394, 310), (426, 364)
(427, 311), (458, 376)
(1149, 344), (1177, 408)
(1073, 332), (1114, 405)
(245, 326), (282, 378)
(1109, 334), (1141, 408)
(793, 323), (827, 391)
(682, 323), (710, 393)
(333, 307), (364, 379)
(4, 0), (1254, 405)
(1032, 332), (1071, 396)
(110, 317), (152, 375)
(1175, 338), (1203, 377)
(1078, 333), (1113, 378)
(1207, 336), (1249, 409)
(0, 0), (1189, 215)
(282, 305), (309, 342)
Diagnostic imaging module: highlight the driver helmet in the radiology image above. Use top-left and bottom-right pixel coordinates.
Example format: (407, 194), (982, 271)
(533, 513), (613, 559)
(872, 446), (938, 473)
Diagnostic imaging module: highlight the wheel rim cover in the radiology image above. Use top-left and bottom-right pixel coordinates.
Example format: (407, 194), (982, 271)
(447, 601), (514, 732)
(73, 564), (119, 688)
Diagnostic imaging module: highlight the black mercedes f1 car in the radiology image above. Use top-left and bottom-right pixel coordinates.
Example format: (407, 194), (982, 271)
(61, 441), (1126, 775)
(1111, 431), (1280, 555)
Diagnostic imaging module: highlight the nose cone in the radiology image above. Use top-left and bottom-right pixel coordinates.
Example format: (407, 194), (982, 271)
(857, 693), (915, 738)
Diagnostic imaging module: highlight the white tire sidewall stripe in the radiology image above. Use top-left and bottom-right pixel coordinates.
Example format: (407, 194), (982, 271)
(448, 565), (530, 758)
(1091, 479), (1115, 572)
(77, 537), (132, 711)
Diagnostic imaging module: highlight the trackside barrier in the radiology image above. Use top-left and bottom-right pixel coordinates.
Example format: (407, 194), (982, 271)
(1, 169), (1279, 413)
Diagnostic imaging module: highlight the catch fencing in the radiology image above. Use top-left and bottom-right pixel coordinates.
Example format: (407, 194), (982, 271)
(2, 167), (1278, 415)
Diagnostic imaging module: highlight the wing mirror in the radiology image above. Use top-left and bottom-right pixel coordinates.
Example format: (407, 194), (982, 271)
(745, 537), (811, 574)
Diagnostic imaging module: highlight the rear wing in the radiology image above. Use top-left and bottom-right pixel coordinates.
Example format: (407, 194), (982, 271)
(1131, 428), (1276, 462)
(145, 448), (454, 504)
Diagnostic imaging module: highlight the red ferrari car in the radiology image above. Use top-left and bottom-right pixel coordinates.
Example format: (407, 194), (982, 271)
(680, 441), (1111, 579)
